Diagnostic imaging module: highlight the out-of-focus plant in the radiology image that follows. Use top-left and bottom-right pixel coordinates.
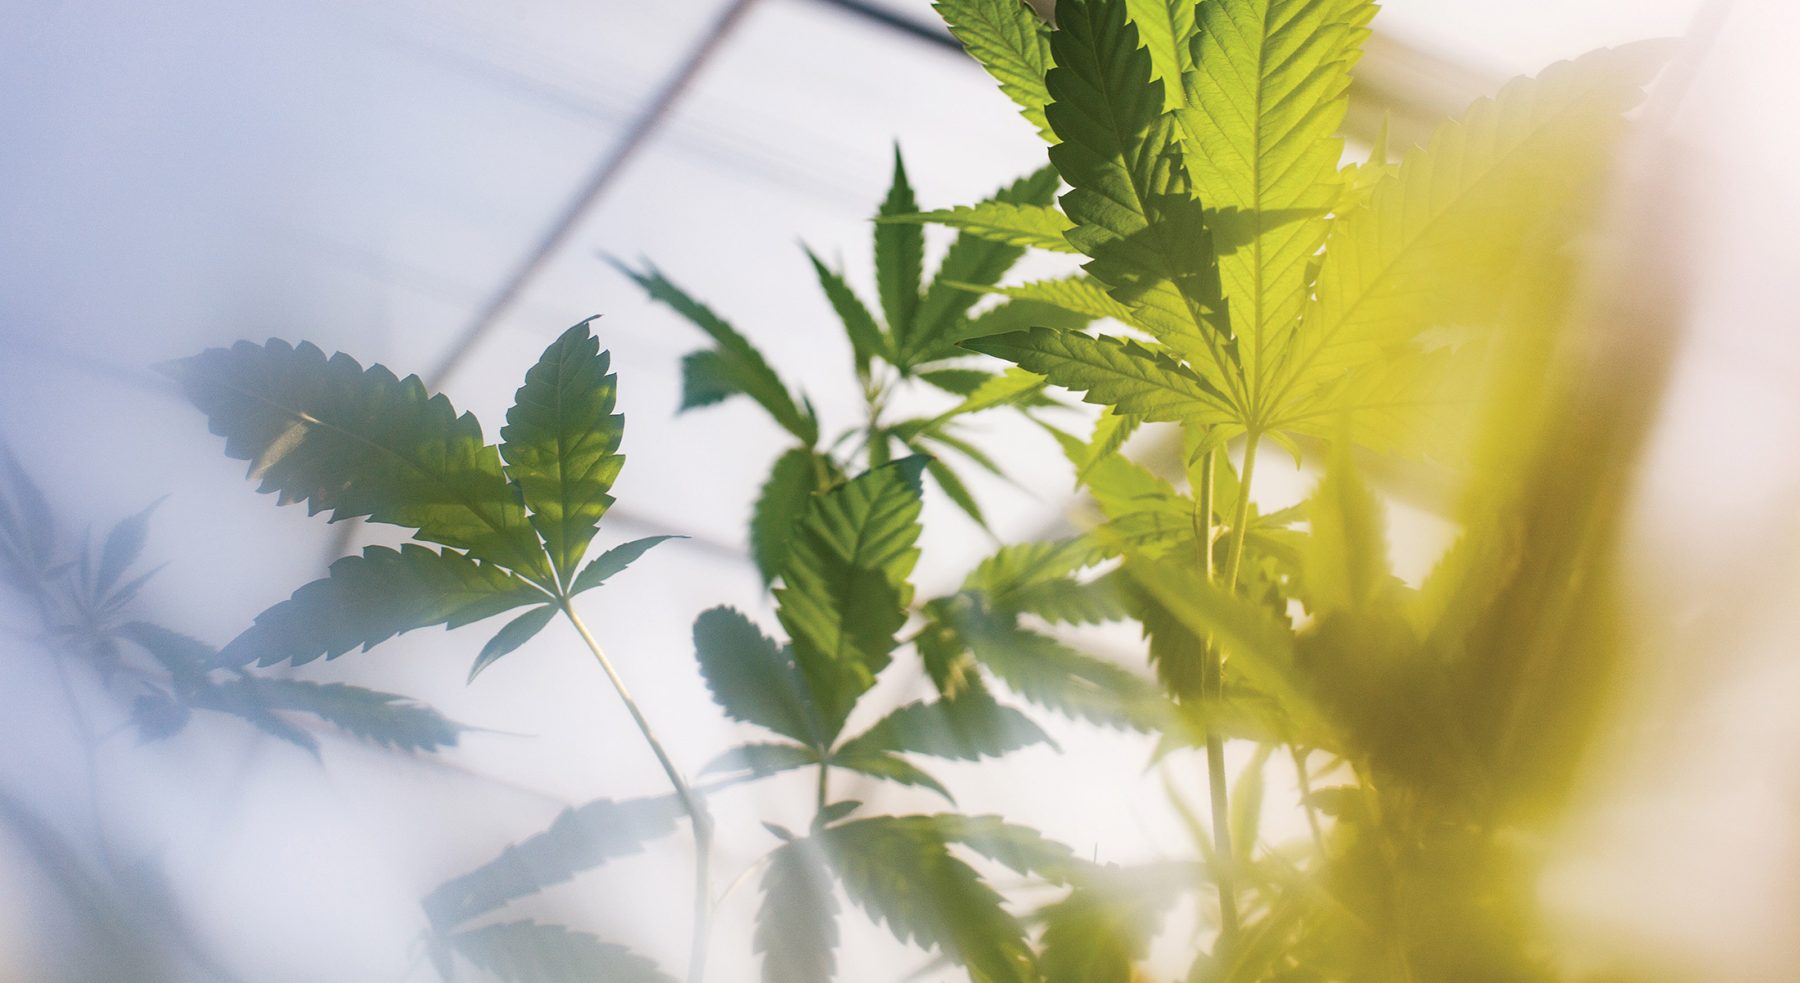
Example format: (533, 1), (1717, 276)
(909, 0), (1670, 978)
(165, 324), (697, 981)
(0, 439), (462, 982)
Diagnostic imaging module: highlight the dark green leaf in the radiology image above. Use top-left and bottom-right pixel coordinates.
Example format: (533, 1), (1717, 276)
(827, 749), (954, 803)
(569, 534), (682, 596)
(1044, 0), (1230, 375)
(468, 604), (558, 682)
(876, 147), (924, 348)
(217, 544), (547, 667)
(693, 606), (819, 745)
(163, 340), (551, 581)
(806, 247), (889, 374)
(750, 448), (832, 585)
(836, 691), (1050, 761)
(925, 457), (987, 529)
(499, 320), (624, 583)
(614, 260), (818, 445)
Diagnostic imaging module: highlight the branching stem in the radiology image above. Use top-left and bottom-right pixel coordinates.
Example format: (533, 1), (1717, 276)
(559, 601), (713, 983)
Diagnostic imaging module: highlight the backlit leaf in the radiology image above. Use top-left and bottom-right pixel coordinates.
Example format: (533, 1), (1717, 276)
(165, 340), (551, 581)
(218, 544), (547, 668)
(499, 320), (624, 583)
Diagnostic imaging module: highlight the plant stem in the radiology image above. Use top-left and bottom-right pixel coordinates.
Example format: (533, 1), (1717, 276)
(1210, 432), (1264, 956)
(559, 601), (713, 983)
(1191, 447), (1241, 953)
(1292, 745), (1326, 852)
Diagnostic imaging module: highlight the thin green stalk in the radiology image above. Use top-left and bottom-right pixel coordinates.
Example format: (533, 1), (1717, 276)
(1292, 746), (1326, 852)
(1211, 431), (1265, 956)
(1191, 448), (1241, 950)
(559, 601), (713, 983)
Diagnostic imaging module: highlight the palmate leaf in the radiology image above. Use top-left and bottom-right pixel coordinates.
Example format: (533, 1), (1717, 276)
(828, 749), (954, 802)
(875, 148), (924, 347)
(965, 276), (1138, 326)
(935, 0), (1057, 142)
(217, 544), (546, 667)
(422, 795), (683, 931)
(955, 293), (1101, 346)
(774, 457), (928, 741)
(165, 340), (551, 581)
(921, 814), (1084, 885)
(447, 921), (675, 983)
(756, 839), (840, 983)
(693, 606), (819, 745)
(1044, 0), (1231, 380)
(941, 606), (1168, 730)
(0, 437), (56, 587)
(899, 201), (1076, 254)
(613, 260), (819, 445)
(468, 604), (557, 682)
(568, 534), (682, 596)
(701, 741), (820, 779)
(1125, 0), (1197, 110)
(1265, 43), (1669, 425)
(966, 328), (1234, 425)
(822, 816), (1038, 983)
(750, 448), (835, 585)
(806, 247), (889, 375)
(209, 678), (463, 752)
(1177, 0), (1376, 422)
(96, 497), (162, 595)
(498, 320), (623, 584)
(1038, 865), (1192, 983)
(836, 690), (1051, 762)
(905, 165), (1063, 365)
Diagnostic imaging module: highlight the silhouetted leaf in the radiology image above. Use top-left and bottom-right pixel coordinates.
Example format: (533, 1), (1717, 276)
(96, 497), (163, 595)
(693, 606), (818, 745)
(164, 339), (550, 580)
(448, 921), (675, 983)
(614, 261), (818, 445)
(822, 815), (1037, 982)
(213, 678), (462, 752)
(423, 796), (683, 930)
(756, 839), (840, 983)
(468, 604), (558, 682)
(876, 147), (924, 348)
(750, 448), (832, 585)
(218, 544), (546, 667)
(836, 691), (1051, 761)
(700, 742), (820, 779)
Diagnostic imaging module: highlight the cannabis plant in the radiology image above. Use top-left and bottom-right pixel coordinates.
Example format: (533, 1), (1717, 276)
(0, 439), (462, 982)
(905, 0), (1668, 977)
(166, 323), (702, 980)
